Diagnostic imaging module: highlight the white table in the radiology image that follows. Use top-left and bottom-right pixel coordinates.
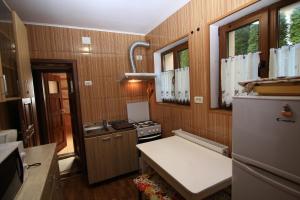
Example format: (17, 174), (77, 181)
(137, 136), (232, 199)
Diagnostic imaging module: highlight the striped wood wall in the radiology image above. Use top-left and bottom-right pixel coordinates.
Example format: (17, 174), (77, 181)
(146, 0), (257, 151)
(27, 25), (149, 123)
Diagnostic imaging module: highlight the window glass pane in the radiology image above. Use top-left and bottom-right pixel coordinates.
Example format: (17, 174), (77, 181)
(227, 21), (259, 56)
(279, 2), (300, 47)
(178, 49), (189, 68)
(162, 52), (174, 71)
(48, 81), (59, 94)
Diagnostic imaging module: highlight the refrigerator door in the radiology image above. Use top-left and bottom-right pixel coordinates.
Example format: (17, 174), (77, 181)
(233, 160), (300, 200)
(233, 97), (300, 183)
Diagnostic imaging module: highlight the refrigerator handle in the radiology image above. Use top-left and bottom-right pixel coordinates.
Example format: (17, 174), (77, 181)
(234, 160), (300, 198)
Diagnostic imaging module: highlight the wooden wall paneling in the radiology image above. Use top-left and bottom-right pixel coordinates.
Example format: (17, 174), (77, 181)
(27, 25), (149, 123)
(146, 0), (260, 151)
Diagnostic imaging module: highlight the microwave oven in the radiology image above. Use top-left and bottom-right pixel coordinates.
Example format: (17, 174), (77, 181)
(0, 142), (25, 200)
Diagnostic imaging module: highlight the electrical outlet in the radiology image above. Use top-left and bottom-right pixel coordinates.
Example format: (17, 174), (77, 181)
(84, 80), (93, 86)
(136, 55), (143, 61)
(194, 96), (203, 104)
(82, 36), (91, 45)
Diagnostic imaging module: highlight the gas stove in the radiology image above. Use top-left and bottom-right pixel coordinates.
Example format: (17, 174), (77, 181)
(134, 120), (161, 138)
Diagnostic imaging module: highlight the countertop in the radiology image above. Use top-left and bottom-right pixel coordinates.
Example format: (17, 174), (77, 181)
(84, 126), (136, 138)
(137, 136), (232, 198)
(14, 143), (56, 200)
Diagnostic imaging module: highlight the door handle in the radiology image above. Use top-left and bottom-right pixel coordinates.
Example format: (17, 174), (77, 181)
(69, 80), (74, 94)
(2, 75), (8, 95)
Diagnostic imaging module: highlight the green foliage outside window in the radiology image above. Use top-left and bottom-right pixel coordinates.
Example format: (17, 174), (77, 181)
(178, 49), (189, 68)
(232, 22), (259, 56)
(290, 7), (300, 45)
(247, 23), (259, 53)
(279, 5), (300, 47)
(279, 14), (289, 47)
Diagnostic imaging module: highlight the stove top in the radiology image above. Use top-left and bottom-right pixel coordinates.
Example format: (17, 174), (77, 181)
(134, 120), (162, 137)
(133, 120), (159, 128)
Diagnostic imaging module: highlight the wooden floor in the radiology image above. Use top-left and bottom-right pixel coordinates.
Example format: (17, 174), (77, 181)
(61, 173), (139, 200)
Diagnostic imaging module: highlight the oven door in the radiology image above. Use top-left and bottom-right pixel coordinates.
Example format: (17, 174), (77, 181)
(138, 133), (162, 144)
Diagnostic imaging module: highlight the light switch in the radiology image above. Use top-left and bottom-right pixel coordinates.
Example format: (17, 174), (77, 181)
(194, 96), (203, 104)
(84, 80), (93, 86)
(82, 36), (91, 45)
(136, 55), (143, 61)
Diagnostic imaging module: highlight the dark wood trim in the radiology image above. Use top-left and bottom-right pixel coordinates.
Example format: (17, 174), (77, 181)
(161, 41), (189, 71)
(31, 59), (86, 174)
(269, 0), (300, 48)
(219, 8), (269, 60)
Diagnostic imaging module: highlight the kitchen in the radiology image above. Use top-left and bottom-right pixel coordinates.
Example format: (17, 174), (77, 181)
(0, 0), (300, 200)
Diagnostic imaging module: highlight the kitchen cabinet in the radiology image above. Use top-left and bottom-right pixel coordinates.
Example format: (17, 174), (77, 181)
(0, 3), (34, 102)
(12, 11), (34, 98)
(0, 5), (19, 101)
(85, 129), (138, 184)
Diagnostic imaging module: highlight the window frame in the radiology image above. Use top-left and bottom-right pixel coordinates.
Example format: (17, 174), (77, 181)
(218, 9), (269, 109)
(269, 0), (300, 49)
(161, 41), (189, 72)
(159, 41), (190, 106)
(216, 0), (300, 109)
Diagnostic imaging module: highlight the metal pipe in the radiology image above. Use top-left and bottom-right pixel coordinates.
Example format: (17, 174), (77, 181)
(129, 41), (150, 73)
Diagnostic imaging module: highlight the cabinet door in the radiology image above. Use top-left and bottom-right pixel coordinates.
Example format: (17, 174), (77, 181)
(0, 8), (19, 100)
(96, 134), (115, 181)
(84, 137), (98, 184)
(12, 11), (34, 98)
(113, 130), (138, 175)
(127, 130), (139, 171)
(113, 132), (130, 175)
(85, 134), (115, 184)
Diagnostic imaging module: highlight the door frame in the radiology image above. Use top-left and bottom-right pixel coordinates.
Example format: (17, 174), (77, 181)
(31, 59), (86, 172)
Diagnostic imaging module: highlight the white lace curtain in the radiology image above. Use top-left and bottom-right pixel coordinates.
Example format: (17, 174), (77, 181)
(221, 52), (260, 107)
(159, 67), (190, 104)
(269, 43), (300, 78)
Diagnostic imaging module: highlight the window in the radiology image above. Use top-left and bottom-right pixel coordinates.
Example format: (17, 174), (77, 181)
(162, 52), (174, 71)
(158, 41), (190, 105)
(227, 21), (259, 56)
(210, 0), (300, 110)
(48, 81), (59, 94)
(219, 10), (268, 108)
(278, 1), (300, 47)
(161, 42), (189, 71)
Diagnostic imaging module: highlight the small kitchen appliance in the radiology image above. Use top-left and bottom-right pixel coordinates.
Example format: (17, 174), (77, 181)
(127, 102), (162, 143)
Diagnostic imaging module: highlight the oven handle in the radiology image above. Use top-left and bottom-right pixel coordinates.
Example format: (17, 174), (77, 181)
(139, 134), (161, 141)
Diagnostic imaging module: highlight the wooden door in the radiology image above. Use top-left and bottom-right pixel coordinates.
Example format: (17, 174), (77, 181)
(19, 98), (38, 147)
(43, 74), (66, 152)
(66, 73), (80, 157)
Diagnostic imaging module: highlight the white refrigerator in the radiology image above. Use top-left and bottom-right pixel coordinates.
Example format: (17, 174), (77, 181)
(232, 96), (300, 200)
